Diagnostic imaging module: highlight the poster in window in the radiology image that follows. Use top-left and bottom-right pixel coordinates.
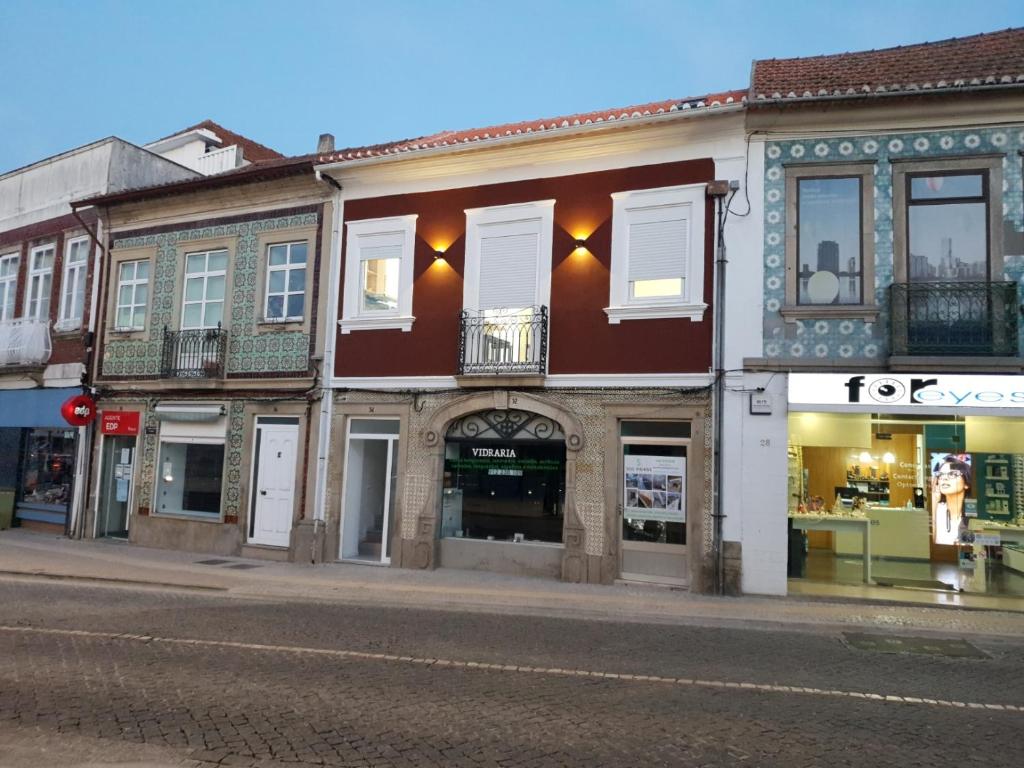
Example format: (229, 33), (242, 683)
(624, 454), (685, 522)
(930, 452), (973, 545)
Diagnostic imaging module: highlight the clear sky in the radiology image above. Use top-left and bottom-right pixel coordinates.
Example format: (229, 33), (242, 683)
(1, 0), (1021, 173)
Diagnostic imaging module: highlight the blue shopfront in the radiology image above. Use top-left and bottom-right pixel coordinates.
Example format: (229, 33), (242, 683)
(0, 387), (83, 533)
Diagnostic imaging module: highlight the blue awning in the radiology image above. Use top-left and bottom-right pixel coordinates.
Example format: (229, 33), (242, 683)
(0, 387), (82, 428)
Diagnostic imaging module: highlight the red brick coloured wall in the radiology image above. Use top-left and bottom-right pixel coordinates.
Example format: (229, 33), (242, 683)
(335, 158), (716, 378)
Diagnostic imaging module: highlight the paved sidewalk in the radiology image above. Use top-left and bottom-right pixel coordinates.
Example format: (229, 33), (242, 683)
(2, 528), (1024, 638)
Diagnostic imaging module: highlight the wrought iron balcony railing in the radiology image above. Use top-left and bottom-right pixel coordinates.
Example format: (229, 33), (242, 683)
(458, 306), (548, 375)
(160, 324), (228, 378)
(889, 281), (1020, 357)
(0, 317), (52, 367)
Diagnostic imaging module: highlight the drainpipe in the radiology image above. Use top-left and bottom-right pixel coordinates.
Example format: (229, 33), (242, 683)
(706, 180), (732, 595)
(69, 205), (106, 540)
(311, 170), (343, 561)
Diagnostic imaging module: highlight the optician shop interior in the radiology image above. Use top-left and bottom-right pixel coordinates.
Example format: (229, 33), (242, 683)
(787, 408), (1024, 599)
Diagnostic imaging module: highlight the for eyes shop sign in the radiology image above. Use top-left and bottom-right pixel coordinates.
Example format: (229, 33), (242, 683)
(624, 455), (686, 523)
(789, 374), (1024, 409)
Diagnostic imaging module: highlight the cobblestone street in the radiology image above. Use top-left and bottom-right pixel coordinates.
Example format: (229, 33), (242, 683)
(1, 579), (1023, 767)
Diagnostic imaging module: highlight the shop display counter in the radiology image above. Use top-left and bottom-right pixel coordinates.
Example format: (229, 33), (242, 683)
(835, 506), (930, 561)
(968, 522), (1024, 574)
(789, 513), (872, 584)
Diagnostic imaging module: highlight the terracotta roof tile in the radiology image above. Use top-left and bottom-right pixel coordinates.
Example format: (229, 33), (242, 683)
(751, 27), (1024, 104)
(317, 90), (747, 164)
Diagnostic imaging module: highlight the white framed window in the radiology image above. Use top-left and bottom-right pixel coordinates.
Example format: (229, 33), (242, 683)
(0, 252), (19, 322)
(340, 215), (417, 333)
(463, 200), (555, 313)
(606, 184), (707, 323)
(115, 260), (150, 331)
(182, 249), (227, 329)
(56, 237), (90, 331)
(27, 244), (55, 321)
(264, 241), (307, 322)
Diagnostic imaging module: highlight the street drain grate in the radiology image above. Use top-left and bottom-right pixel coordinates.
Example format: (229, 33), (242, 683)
(842, 632), (988, 659)
(226, 563), (263, 570)
(195, 559), (230, 566)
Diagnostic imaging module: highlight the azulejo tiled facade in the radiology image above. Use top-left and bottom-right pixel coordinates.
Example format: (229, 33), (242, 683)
(762, 127), (1024, 360)
(102, 213), (317, 377)
(132, 399), (246, 522)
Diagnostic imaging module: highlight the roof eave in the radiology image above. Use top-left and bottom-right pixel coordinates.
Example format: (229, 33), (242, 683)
(315, 102), (745, 174)
(71, 159), (315, 209)
(749, 81), (1024, 108)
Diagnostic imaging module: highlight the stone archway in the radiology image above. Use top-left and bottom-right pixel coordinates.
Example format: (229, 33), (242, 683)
(410, 390), (587, 581)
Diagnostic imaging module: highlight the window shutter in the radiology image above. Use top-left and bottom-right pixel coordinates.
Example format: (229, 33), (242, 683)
(360, 243), (403, 263)
(478, 232), (539, 310)
(627, 213), (689, 282)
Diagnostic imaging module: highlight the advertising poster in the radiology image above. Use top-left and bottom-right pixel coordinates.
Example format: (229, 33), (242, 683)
(624, 455), (685, 522)
(930, 452), (973, 545)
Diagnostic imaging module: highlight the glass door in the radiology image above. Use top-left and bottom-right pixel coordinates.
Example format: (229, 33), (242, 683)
(340, 418), (399, 563)
(619, 420), (690, 585)
(97, 435), (135, 537)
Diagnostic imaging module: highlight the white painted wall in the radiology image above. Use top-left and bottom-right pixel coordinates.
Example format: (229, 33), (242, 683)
(0, 141), (114, 231)
(0, 138), (197, 233)
(715, 135), (788, 595)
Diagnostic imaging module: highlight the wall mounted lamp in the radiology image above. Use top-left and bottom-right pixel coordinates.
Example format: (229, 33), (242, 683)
(574, 238), (587, 249)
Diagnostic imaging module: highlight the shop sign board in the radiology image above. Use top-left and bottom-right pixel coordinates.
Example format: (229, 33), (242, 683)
(101, 411), (140, 436)
(60, 394), (97, 427)
(447, 443), (562, 474)
(624, 454), (686, 523)
(789, 374), (1024, 410)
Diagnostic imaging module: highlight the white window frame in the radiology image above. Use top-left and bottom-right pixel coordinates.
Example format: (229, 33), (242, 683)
(463, 200), (555, 311)
(182, 249), (227, 330)
(605, 184), (707, 323)
(27, 244), (55, 321)
(264, 241), (307, 322)
(0, 252), (19, 322)
(340, 215), (417, 333)
(56, 236), (90, 331)
(115, 259), (150, 331)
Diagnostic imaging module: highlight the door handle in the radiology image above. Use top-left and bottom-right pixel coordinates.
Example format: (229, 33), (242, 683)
(260, 490), (267, 496)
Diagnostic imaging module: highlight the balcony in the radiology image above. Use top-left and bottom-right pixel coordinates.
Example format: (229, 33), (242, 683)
(160, 325), (228, 378)
(0, 318), (52, 367)
(889, 282), (1020, 357)
(458, 306), (548, 377)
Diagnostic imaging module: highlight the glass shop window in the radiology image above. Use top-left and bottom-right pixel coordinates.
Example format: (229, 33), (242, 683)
(156, 441), (225, 517)
(18, 428), (76, 511)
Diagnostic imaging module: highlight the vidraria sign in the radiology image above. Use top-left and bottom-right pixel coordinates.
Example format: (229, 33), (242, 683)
(789, 374), (1024, 409)
(61, 394), (98, 426)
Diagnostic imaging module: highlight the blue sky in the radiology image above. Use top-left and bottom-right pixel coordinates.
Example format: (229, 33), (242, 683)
(1, 0), (1021, 172)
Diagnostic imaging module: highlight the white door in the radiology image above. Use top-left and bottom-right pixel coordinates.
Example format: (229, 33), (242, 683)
(249, 419), (299, 547)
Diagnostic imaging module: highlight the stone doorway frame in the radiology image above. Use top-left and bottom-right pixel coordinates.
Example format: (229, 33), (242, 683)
(404, 390), (587, 581)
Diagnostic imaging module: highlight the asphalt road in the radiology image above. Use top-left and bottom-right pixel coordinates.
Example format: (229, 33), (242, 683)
(1, 577), (1022, 767)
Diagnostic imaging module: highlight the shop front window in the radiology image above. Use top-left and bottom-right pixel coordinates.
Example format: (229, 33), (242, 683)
(787, 411), (1024, 597)
(441, 410), (566, 544)
(18, 428), (75, 512)
(156, 441), (224, 517)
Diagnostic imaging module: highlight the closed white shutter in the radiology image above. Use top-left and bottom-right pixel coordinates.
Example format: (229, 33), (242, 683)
(477, 232), (539, 310)
(360, 243), (402, 263)
(627, 211), (689, 282)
